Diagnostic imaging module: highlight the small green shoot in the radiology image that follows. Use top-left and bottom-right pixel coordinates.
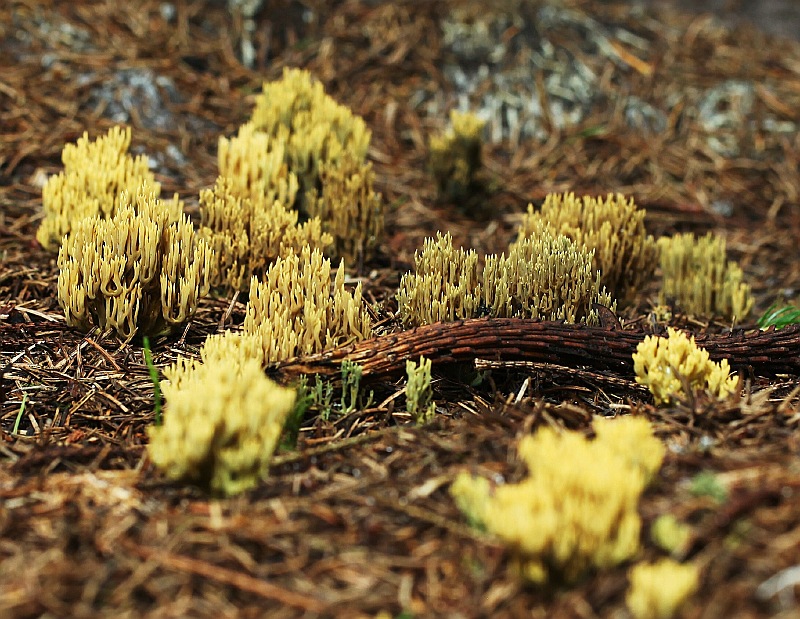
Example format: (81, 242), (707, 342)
(282, 377), (315, 450)
(689, 470), (728, 504)
(315, 374), (335, 421)
(757, 302), (800, 330)
(12, 393), (28, 434)
(142, 336), (162, 426)
(406, 356), (436, 424)
(287, 362), (372, 427)
(342, 359), (372, 416)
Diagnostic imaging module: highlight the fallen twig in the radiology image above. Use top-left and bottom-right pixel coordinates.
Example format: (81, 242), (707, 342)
(275, 318), (800, 382)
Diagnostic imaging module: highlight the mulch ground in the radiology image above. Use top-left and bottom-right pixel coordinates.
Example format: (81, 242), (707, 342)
(1, 0), (799, 617)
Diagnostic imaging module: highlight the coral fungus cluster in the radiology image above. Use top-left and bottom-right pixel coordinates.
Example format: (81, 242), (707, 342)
(658, 232), (753, 321)
(517, 192), (659, 301)
(209, 67), (383, 268)
(37, 126), (161, 251)
(57, 189), (211, 341)
(396, 228), (615, 327)
(243, 245), (372, 365)
(147, 333), (296, 496)
(450, 416), (665, 584)
(633, 327), (740, 404)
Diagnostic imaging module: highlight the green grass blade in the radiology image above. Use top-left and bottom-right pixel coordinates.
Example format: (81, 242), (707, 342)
(757, 302), (800, 330)
(142, 336), (162, 425)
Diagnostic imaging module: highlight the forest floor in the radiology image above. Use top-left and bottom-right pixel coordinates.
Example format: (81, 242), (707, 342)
(1, 1), (799, 617)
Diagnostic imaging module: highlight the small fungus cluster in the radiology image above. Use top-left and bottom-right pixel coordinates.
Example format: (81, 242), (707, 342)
(396, 228), (615, 327)
(658, 232), (753, 321)
(633, 327), (739, 404)
(429, 110), (486, 201)
(517, 192), (659, 301)
(450, 416), (665, 584)
(626, 558), (699, 619)
(147, 333), (295, 496)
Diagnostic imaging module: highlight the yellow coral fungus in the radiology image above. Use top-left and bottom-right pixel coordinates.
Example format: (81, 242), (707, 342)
(626, 559), (699, 619)
(658, 232), (753, 321)
(450, 416), (665, 584)
(632, 327), (739, 404)
(306, 156), (384, 262)
(484, 225), (615, 324)
(217, 122), (299, 205)
(243, 245), (372, 365)
(517, 192), (658, 301)
(396, 227), (615, 327)
(38, 126), (162, 251)
(147, 338), (295, 496)
(199, 176), (332, 290)
(221, 68), (383, 262)
(249, 67), (371, 200)
(396, 232), (482, 326)
(56, 189), (210, 341)
(429, 110), (486, 200)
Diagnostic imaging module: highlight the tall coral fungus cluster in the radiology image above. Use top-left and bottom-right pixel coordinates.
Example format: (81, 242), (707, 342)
(199, 176), (331, 291)
(57, 189), (211, 341)
(203, 67), (383, 285)
(658, 232), (753, 321)
(243, 245), (372, 365)
(37, 126), (161, 251)
(518, 192), (658, 301)
(396, 228), (615, 327)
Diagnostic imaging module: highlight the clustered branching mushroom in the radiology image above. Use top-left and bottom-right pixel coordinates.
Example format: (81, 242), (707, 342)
(204, 67), (383, 272)
(243, 245), (372, 365)
(57, 189), (211, 341)
(451, 416), (665, 584)
(658, 231), (753, 321)
(517, 192), (659, 302)
(37, 126), (164, 251)
(429, 110), (486, 201)
(199, 176), (332, 291)
(396, 227), (615, 327)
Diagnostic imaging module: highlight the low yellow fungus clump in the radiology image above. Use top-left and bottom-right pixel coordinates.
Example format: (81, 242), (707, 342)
(517, 192), (659, 301)
(396, 232), (482, 325)
(147, 334), (295, 496)
(396, 228), (615, 327)
(199, 176), (332, 290)
(450, 416), (664, 584)
(57, 189), (210, 341)
(429, 110), (486, 200)
(626, 558), (699, 619)
(38, 126), (161, 251)
(632, 327), (739, 404)
(243, 245), (372, 365)
(658, 232), (753, 321)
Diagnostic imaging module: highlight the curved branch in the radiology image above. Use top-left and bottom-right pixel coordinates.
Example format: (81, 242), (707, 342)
(275, 318), (800, 382)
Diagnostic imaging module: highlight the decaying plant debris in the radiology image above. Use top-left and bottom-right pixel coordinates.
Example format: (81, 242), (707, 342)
(1, 0), (800, 617)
